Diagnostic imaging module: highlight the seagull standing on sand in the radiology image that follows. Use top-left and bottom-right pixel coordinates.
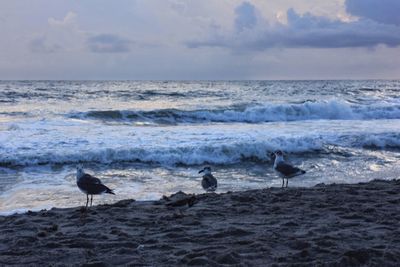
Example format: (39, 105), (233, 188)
(198, 167), (218, 192)
(273, 150), (306, 188)
(76, 164), (115, 209)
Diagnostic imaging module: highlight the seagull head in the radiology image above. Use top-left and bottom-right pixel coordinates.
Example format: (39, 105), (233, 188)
(273, 150), (285, 165)
(269, 150), (283, 159)
(76, 164), (85, 179)
(199, 166), (212, 175)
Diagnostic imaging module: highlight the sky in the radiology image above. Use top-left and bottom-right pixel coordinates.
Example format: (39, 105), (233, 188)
(0, 0), (399, 80)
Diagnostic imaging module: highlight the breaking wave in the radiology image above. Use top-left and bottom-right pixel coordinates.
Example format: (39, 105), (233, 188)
(69, 100), (400, 124)
(1, 132), (399, 167)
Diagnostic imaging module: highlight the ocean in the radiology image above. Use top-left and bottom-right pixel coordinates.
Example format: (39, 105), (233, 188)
(0, 80), (399, 214)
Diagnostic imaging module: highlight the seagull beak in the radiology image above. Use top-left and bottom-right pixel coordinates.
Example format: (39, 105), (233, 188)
(198, 170), (204, 174)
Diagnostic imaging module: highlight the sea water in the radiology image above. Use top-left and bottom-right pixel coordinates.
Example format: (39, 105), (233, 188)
(0, 80), (399, 214)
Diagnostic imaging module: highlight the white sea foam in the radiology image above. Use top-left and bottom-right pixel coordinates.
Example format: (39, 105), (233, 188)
(69, 100), (400, 124)
(1, 80), (400, 213)
(1, 118), (399, 167)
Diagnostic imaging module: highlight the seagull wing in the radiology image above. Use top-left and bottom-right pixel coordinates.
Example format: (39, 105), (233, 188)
(275, 162), (305, 177)
(82, 174), (102, 184)
(77, 174), (115, 195)
(202, 174), (217, 191)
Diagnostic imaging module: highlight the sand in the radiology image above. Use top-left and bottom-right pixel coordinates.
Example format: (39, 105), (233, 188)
(1, 179), (400, 266)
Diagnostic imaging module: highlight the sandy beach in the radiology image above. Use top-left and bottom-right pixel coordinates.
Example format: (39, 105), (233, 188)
(1, 179), (400, 266)
(2, 0), (400, 265)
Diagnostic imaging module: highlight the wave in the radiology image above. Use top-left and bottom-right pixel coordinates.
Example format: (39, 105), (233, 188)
(0, 111), (31, 117)
(69, 100), (400, 124)
(1, 132), (399, 167)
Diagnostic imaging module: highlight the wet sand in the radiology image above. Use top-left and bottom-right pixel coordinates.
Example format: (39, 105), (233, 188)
(1, 179), (400, 266)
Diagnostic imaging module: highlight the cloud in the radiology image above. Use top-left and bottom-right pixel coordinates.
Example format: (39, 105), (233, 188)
(281, 8), (400, 48)
(187, 2), (400, 51)
(28, 12), (87, 54)
(1, 0), (399, 80)
(29, 11), (132, 54)
(87, 34), (132, 53)
(48, 12), (78, 27)
(346, 0), (400, 26)
(29, 36), (62, 53)
(234, 1), (257, 32)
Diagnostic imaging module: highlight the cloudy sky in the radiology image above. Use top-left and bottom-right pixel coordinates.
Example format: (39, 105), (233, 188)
(0, 0), (399, 80)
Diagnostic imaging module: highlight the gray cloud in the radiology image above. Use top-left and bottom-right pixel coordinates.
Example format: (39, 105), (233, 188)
(1, 0), (399, 80)
(187, 2), (400, 51)
(281, 8), (400, 48)
(87, 34), (132, 53)
(346, 0), (400, 26)
(29, 36), (62, 53)
(234, 1), (257, 32)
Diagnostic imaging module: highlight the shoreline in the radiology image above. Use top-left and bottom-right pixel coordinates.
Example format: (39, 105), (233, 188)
(1, 179), (400, 266)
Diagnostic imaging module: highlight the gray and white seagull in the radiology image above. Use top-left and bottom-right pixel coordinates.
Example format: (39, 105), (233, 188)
(273, 150), (306, 188)
(76, 164), (115, 209)
(198, 166), (218, 192)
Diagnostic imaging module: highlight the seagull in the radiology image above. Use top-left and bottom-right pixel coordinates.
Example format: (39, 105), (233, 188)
(198, 166), (218, 192)
(76, 164), (115, 209)
(273, 150), (306, 188)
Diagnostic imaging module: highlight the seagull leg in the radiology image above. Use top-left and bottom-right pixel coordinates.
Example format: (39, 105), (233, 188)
(85, 194), (89, 209)
(282, 178), (284, 188)
(90, 195), (93, 207)
(286, 179), (288, 187)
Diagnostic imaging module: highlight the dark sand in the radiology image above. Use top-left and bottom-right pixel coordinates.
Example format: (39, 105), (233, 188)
(1, 179), (400, 266)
